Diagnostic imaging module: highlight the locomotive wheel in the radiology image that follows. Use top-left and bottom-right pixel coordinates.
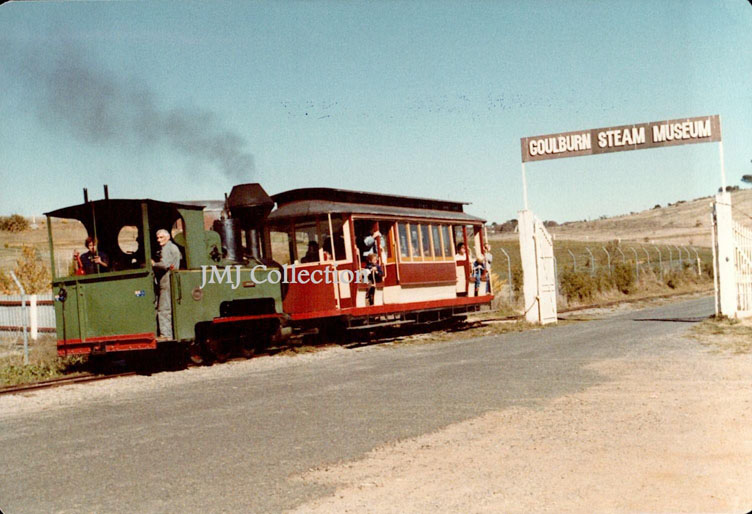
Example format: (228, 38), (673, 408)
(238, 340), (256, 359)
(205, 337), (230, 363)
(188, 341), (206, 366)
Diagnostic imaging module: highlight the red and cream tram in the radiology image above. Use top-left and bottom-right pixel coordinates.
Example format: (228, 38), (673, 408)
(264, 187), (493, 330)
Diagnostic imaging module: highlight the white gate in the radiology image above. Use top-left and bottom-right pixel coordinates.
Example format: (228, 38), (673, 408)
(713, 191), (752, 318)
(518, 210), (557, 324)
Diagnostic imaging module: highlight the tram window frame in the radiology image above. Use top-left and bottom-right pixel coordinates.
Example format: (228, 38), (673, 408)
(397, 223), (410, 260)
(409, 223), (421, 261)
(293, 220), (320, 265)
(419, 224), (432, 260)
(430, 224), (443, 260)
(270, 226), (294, 265)
(441, 225), (453, 259)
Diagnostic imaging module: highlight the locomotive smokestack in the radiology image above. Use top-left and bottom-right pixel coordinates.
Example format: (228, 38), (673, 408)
(104, 184), (109, 200)
(83, 188), (89, 204)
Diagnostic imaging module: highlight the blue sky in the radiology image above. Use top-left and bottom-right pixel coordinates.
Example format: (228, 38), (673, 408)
(1, 1), (750, 224)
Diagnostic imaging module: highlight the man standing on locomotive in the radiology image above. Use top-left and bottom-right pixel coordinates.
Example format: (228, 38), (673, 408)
(151, 229), (181, 340)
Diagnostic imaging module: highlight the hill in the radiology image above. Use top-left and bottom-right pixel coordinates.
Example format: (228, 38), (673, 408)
(494, 189), (752, 247)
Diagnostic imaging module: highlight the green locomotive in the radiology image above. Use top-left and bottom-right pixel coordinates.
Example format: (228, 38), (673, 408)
(47, 184), (287, 363)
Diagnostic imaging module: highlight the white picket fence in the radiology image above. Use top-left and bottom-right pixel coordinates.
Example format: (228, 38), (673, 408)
(0, 293), (56, 340)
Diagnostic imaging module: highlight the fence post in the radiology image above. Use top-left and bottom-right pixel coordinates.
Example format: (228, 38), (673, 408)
(653, 245), (663, 282)
(674, 244), (683, 268)
(667, 245), (673, 270)
(630, 247), (639, 280)
(602, 247), (611, 275)
(30, 294), (38, 341)
(9, 271), (29, 365)
(691, 247), (701, 276)
(568, 249), (577, 272)
(617, 246), (626, 264)
(585, 247), (595, 276)
(499, 247), (514, 305)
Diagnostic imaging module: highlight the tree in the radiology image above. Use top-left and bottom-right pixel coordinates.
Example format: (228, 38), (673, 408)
(742, 174), (752, 185)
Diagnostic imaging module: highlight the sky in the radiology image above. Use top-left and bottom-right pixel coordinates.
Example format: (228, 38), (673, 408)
(0, 0), (750, 224)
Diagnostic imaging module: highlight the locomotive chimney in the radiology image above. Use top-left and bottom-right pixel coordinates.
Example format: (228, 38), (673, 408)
(83, 188), (89, 204)
(104, 184), (109, 200)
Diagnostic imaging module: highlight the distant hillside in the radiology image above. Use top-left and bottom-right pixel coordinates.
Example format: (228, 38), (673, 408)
(495, 189), (752, 247)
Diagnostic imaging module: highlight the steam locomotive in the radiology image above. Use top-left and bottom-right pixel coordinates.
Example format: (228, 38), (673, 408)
(46, 184), (493, 363)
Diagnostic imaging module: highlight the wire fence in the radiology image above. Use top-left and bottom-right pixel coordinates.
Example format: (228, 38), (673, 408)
(0, 294), (56, 361)
(488, 242), (713, 307)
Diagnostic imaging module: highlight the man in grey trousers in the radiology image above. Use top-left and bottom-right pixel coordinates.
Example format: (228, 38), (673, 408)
(151, 229), (182, 339)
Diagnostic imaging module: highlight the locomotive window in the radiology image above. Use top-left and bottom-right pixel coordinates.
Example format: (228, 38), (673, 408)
(441, 225), (453, 258)
(398, 223), (409, 259)
(270, 229), (293, 265)
(409, 223), (420, 259)
(118, 225), (140, 254)
(420, 224), (431, 259)
(431, 225), (442, 259)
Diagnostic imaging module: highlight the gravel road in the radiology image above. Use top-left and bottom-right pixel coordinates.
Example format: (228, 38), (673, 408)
(1, 296), (749, 513)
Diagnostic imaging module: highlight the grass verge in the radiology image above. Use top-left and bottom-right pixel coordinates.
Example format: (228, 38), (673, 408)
(689, 317), (752, 355)
(0, 335), (86, 387)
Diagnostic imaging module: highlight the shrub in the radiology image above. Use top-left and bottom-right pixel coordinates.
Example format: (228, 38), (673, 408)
(0, 214), (29, 233)
(612, 262), (635, 294)
(12, 246), (51, 294)
(559, 270), (599, 302)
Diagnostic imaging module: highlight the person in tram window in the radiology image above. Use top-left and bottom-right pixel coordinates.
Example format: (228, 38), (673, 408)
(472, 254), (488, 296)
(363, 222), (381, 257)
(321, 237), (333, 261)
(455, 241), (468, 261)
(73, 236), (109, 275)
(301, 240), (320, 263)
(365, 252), (384, 305)
(151, 229), (182, 340)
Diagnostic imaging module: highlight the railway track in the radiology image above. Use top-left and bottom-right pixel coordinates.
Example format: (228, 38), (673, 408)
(0, 372), (138, 396)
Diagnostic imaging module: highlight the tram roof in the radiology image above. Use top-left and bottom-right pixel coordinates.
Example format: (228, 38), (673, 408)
(273, 188), (469, 212)
(268, 199), (485, 224)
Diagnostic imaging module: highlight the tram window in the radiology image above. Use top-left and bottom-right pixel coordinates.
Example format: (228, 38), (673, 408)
(441, 225), (453, 259)
(270, 229), (293, 265)
(420, 224), (431, 259)
(325, 217), (347, 261)
(409, 224), (421, 259)
(431, 225), (442, 259)
(453, 225), (464, 251)
(398, 223), (409, 259)
(295, 222), (319, 264)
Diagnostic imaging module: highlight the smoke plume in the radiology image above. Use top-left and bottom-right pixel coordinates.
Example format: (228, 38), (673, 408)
(8, 41), (254, 181)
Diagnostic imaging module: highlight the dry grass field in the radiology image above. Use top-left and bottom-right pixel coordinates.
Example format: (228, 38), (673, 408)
(494, 188), (752, 247)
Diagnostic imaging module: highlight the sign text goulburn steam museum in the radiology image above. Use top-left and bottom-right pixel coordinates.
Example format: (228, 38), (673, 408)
(521, 114), (721, 162)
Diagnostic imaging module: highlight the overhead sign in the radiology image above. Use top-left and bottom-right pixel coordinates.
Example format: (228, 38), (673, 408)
(521, 114), (721, 163)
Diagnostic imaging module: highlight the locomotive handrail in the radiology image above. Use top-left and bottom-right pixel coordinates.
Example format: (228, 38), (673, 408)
(53, 268), (151, 284)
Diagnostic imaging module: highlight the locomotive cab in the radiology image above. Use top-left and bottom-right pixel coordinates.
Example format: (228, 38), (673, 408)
(46, 191), (285, 358)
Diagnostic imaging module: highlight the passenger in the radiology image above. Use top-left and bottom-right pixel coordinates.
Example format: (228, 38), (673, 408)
(483, 243), (493, 294)
(472, 254), (489, 296)
(365, 252), (384, 306)
(363, 222), (381, 257)
(73, 237), (109, 275)
(322, 237), (333, 261)
(301, 241), (320, 263)
(455, 242), (468, 261)
(151, 229), (182, 340)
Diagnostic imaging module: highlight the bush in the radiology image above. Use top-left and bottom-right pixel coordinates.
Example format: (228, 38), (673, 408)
(12, 246), (51, 294)
(612, 262), (636, 294)
(0, 214), (29, 232)
(559, 270), (599, 302)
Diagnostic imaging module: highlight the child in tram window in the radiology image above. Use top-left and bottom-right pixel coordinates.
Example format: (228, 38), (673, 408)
(365, 252), (384, 306)
(472, 254), (488, 296)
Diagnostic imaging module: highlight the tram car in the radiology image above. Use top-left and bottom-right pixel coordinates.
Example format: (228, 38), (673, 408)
(46, 184), (492, 363)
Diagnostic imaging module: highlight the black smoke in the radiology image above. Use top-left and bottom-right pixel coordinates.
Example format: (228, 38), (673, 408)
(6, 41), (254, 181)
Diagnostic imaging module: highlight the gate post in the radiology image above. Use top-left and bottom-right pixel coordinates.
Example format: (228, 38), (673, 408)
(715, 192), (736, 317)
(518, 209), (557, 324)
